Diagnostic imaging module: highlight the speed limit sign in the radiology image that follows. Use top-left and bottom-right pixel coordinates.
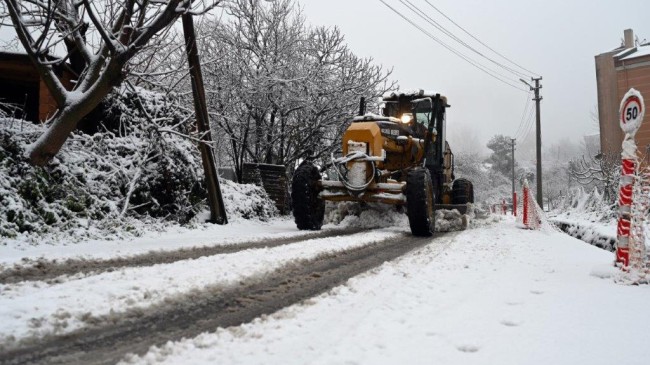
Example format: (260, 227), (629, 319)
(619, 88), (645, 135)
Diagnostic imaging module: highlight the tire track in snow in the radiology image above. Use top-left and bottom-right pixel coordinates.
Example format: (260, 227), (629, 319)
(0, 232), (455, 365)
(0, 227), (367, 285)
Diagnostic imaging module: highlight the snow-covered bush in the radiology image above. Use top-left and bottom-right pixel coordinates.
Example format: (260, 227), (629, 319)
(0, 89), (278, 242)
(454, 152), (510, 204)
(219, 180), (278, 220)
(553, 186), (616, 223)
(549, 186), (617, 251)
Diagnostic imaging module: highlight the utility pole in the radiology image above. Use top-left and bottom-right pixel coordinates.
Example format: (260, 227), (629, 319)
(511, 138), (516, 215)
(182, 13), (228, 224)
(520, 76), (543, 207)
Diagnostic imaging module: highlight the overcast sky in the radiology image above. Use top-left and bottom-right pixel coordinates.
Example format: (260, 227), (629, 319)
(2, 1), (649, 156)
(300, 0), (650, 155)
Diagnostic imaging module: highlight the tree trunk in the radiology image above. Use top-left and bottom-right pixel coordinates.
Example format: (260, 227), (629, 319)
(28, 56), (122, 166)
(28, 90), (108, 166)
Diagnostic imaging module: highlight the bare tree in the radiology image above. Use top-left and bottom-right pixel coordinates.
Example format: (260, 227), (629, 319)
(195, 0), (394, 180)
(569, 152), (619, 203)
(1, 0), (222, 166)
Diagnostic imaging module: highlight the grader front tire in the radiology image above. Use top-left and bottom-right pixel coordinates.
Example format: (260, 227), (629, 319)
(406, 168), (436, 236)
(292, 162), (325, 230)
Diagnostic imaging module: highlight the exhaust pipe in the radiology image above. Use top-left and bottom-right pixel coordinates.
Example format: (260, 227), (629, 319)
(358, 97), (366, 116)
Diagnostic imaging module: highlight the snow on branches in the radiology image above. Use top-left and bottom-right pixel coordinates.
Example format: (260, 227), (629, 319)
(569, 152), (619, 204)
(0, 88), (276, 242)
(129, 0), (396, 181)
(0, 0), (224, 165)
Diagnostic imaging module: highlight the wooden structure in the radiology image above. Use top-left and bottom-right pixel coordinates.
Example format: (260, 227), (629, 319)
(0, 52), (74, 122)
(242, 163), (290, 214)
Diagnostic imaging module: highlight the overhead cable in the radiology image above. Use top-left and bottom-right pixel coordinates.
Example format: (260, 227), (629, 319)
(423, 0), (539, 78)
(378, 0), (527, 92)
(401, 0), (530, 80)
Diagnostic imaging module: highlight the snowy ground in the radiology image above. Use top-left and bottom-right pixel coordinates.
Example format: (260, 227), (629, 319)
(2, 213), (650, 364)
(0, 218), (304, 269)
(122, 219), (650, 365)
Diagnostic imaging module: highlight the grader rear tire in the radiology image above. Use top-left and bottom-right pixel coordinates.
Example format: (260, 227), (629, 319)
(452, 178), (474, 204)
(406, 168), (436, 236)
(292, 162), (325, 230)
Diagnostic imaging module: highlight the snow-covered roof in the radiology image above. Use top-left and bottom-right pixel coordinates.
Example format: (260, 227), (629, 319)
(613, 47), (634, 58)
(620, 44), (650, 61)
(352, 113), (400, 123)
(382, 89), (448, 105)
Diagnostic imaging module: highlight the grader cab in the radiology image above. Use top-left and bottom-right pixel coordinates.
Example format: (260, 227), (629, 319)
(292, 89), (474, 236)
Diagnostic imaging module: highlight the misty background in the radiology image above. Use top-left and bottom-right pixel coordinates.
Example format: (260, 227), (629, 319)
(300, 0), (650, 161)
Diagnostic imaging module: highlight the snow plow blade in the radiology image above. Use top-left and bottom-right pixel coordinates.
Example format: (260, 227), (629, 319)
(318, 180), (406, 205)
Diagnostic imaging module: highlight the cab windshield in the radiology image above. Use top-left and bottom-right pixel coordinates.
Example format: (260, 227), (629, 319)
(415, 111), (433, 128)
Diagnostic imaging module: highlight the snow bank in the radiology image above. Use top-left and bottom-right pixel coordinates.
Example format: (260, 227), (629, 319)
(0, 89), (277, 245)
(549, 187), (617, 251)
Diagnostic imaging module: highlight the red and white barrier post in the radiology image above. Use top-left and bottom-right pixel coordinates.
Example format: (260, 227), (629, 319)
(522, 180), (529, 227)
(616, 88), (645, 268)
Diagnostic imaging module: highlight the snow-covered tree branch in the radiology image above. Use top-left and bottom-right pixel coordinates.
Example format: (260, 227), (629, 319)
(568, 152), (619, 203)
(1, 0), (223, 166)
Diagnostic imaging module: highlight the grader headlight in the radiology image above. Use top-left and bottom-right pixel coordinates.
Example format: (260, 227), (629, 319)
(400, 113), (413, 124)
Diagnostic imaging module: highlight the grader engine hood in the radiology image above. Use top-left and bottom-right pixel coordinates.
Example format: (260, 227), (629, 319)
(342, 122), (383, 157)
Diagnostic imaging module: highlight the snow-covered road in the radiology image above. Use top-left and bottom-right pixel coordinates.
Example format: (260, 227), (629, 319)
(122, 219), (650, 365)
(1, 215), (649, 365)
(0, 228), (405, 346)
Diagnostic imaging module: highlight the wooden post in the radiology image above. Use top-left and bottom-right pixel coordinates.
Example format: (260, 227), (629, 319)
(182, 13), (228, 224)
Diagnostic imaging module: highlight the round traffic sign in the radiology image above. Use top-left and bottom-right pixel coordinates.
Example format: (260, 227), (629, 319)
(619, 88), (645, 135)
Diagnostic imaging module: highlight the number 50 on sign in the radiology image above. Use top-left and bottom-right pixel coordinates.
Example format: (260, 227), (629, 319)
(620, 88), (645, 135)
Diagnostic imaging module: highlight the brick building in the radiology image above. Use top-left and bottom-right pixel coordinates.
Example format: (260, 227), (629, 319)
(595, 29), (650, 156)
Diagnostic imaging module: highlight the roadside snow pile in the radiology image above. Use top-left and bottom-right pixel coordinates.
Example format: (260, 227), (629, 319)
(434, 204), (497, 232)
(435, 209), (470, 232)
(326, 202), (407, 229)
(219, 180), (277, 220)
(550, 187), (617, 251)
(0, 90), (277, 244)
(325, 201), (494, 232)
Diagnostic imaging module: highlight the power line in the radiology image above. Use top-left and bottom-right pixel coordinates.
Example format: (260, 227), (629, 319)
(517, 105), (535, 141)
(397, 0), (538, 146)
(401, 0), (530, 80)
(378, 0), (527, 92)
(517, 103), (535, 141)
(423, 0), (539, 78)
(513, 90), (532, 139)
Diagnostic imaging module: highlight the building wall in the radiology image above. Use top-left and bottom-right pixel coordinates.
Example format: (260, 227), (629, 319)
(596, 51), (623, 155)
(616, 55), (650, 159)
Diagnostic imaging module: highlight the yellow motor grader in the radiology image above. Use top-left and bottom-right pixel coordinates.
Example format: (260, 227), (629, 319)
(292, 89), (474, 236)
